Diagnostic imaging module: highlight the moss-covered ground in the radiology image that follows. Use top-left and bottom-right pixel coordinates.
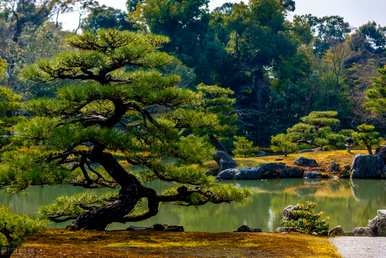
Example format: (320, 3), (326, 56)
(13, 229), (341, 257)
(235, 150), (367, 172)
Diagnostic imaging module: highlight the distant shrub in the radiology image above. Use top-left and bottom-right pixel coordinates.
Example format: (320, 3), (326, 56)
(281, 202), (329, 236)
(233, 136), (258, 158)
(271, 133), (298, 156)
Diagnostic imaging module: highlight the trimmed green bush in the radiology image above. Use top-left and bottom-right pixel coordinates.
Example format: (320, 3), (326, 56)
(281, 202), (329, 236)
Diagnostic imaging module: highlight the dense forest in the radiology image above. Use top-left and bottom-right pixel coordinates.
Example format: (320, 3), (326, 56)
(0, 0), (384, 150)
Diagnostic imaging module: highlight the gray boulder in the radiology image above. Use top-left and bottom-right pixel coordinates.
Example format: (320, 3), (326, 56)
(295, 157), (319, 167)
(376, 146), (386, 163)
(351, 154), (385, 179)
(282, 205), (301, 220)
(256, 163), (286, 178)
(281, 167), (305, 178)
(217, 163), (304, 180)
(235, 167), (262, 180)
(304, 171), (322, 179)
(238, 163), (304, 180)
(275, 227), (299, 233)
(352, 227), (374, 236)
(329, 162), (340, 173)
(217, 168), (239, 180)
(235, 225), (262, 232)
(368, 210), (386, 236)
(214, 151), (237, 171)
(328, 225), (344, 237)
(152, 224), (184, 232)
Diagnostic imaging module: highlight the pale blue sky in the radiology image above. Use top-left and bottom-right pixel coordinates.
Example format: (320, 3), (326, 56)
(59, 0), (386, 31)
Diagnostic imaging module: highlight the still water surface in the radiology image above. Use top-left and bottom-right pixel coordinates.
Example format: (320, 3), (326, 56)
(0, 179), (385, 232)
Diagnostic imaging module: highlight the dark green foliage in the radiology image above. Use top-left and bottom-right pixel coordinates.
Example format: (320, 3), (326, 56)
(295, 15), (351, 56)
(0, 81), (23, 150)
(365, 66), (386, 117)
(358, 22), (386, 52)
(197, 84), (237, 149)
(281, 202), (329, 236)
(82, 5), (137, 32)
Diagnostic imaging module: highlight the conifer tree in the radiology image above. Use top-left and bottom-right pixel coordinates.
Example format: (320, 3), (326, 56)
(12, 30), (247, 230)
(352, 124), (381, 155)
(365, 66), (386, 117)
(270, 111), (346, 153)
(233, 136), (256, 158)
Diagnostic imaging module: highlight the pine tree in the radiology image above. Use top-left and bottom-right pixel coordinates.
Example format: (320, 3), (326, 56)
(352, 124), (381, 155)
(233, 136), (256, 158)
(11, 29), (248, 230)
(271, 133), (298, 156)
(271, 111), (346, 152)
(365, 66), (386, 117)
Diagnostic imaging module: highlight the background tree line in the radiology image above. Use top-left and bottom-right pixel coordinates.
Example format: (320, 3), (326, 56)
(0, 0), (384, 151)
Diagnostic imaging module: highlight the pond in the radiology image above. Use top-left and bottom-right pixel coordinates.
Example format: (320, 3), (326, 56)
(0, 179), (385, 232)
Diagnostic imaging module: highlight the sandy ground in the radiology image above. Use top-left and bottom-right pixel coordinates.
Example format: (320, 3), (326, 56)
(331, 237), (386, 258)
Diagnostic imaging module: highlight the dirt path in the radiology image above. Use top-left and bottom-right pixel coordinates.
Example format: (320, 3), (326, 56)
(331, 237), (386, 258)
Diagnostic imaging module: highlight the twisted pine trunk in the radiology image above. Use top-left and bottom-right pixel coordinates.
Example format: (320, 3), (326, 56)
(71, 150), (143, 230)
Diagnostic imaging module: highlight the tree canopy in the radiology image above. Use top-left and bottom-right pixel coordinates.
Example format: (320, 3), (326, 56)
(10, 29), (248, 230)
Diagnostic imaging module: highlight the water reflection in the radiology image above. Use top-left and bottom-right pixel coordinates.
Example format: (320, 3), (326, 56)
(0, 179), (385, 232)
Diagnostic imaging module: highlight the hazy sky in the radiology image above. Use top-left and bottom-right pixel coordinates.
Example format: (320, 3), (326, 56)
(59, 0), (386, 31)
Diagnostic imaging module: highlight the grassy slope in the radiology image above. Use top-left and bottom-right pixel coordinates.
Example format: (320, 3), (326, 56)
(14, 229), (341, 258)
(235, 150), (367, 172)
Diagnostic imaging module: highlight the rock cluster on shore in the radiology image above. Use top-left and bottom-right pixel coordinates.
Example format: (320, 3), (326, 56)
(352, 210), (386, 236)
(217, 163), (304, 180)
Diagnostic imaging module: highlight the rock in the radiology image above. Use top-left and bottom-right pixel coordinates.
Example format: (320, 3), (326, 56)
(294, 157), (319, 167)
(368, 210), (386, 236)
(352, 227), (374, 236)
(275, 227), (299, 233)
(328, 225), (345, 237)
(217, 163), (304, 180)
(304, 171), (322, 179)
(281, 167), (305, 178)
(376, 146), (386, 163)
(214, 151), (237, 171)
(127, 226), (151, 231)
(235, 225), (262, 232)
(151, 224), (184, 232)
(164, 225), (184, 232)
(216, 168), (239, 180)
(253, 163), (285, 179)
(329, 162), (340, 173)
(340, 165), (351, 178)
(235, 167), (262, 180)
(153, 224), (166, 231)
(282, 205), (301, 220)
(351, 155), (385, 179)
